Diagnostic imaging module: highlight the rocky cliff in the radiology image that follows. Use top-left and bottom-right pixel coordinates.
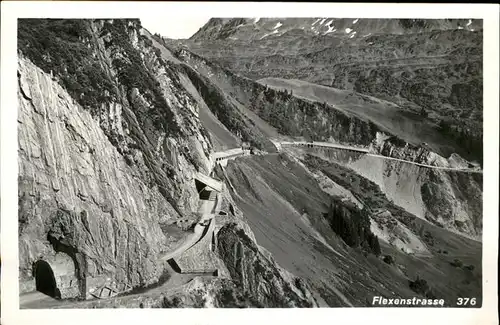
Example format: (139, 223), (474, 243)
(17, 19), (318, 307)
(17, 19), (213, 294)
(296, 146), (482, 239)
(216, 223), (318, 307)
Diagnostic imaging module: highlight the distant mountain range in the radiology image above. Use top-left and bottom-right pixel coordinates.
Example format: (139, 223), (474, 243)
(189, 18), (482, 41)
(166, 18), (483, 163)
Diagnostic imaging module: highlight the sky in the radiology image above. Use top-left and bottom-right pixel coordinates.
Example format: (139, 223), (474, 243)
(139, 16), (211, 39)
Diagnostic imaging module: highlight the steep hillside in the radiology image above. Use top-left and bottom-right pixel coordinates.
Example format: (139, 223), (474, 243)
(223, 154), (482, 306)
(279, 144), (482, 239)
(16, 17), (483, 309)
(259, 78), (470, 159)
(161, 33), (482, 238)
(17, 19), (317, 307)
(175, 18), (483, 162)
(18, 19), (213, 294)
(174, 48), (381, 147)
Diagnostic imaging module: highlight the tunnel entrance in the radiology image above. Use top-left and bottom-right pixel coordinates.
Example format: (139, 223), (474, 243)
(195, 178), (213, 200)
(167, 259), (182, 273)
(34, 260), (60, 299)
(194, 173), (222, 201)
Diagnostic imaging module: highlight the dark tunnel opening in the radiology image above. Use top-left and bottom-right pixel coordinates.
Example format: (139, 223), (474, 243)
(167, 259), (182, 273)
(194, 179), (205, 193)
(34, 260), (60, 299)
(195, 178), (212, 200)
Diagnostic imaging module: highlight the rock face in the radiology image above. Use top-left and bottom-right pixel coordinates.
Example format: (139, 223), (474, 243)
(17, 19), (319, 307)
(17, 19), (214, 298)
(216, 223), (318, 307)
(370, 132), (451, 167)
(19, 57), (174, 296)
(298, 147), (482, 239)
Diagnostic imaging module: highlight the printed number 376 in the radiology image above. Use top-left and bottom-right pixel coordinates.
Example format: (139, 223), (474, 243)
(457, 298), (476, 306)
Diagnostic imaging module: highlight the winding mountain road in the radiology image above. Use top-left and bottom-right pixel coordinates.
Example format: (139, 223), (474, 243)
(159, 196), (219, 262)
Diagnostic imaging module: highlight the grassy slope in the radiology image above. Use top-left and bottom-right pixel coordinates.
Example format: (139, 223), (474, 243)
(184, 28), (483, 162)
(176, 50), (381, 148)
(144, 31), (241, 151)
(176, 71), (240, 150)
(259, 77), (463, 158)
(304, 154), (482, 304)
(224, 154), (482, 307)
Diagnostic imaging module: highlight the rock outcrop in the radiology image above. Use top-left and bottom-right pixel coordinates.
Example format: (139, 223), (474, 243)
(216, 223), (318, 307)
(370, 132), (451, 167)
(299, 149), (482, 238)
(17, 19), (215, 298)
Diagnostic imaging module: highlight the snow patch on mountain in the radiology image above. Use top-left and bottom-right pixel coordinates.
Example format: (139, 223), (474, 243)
(345, 28), (353, 33)
(261, 29), (279, 39)
(273, 22), (283, 29)
(324, 25), (336, 35)
(353, 19), (359, 24)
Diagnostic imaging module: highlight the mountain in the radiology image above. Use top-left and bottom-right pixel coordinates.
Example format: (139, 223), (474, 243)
(17, 18), (483, 308)
(173, 18), (483, 163)
(190, 18), (481, 41)
(17, 19), (318, 308)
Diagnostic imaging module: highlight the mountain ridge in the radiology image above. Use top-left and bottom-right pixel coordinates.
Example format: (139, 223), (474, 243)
(16, 18), (483, 308)
(189, 18), (482, 41)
